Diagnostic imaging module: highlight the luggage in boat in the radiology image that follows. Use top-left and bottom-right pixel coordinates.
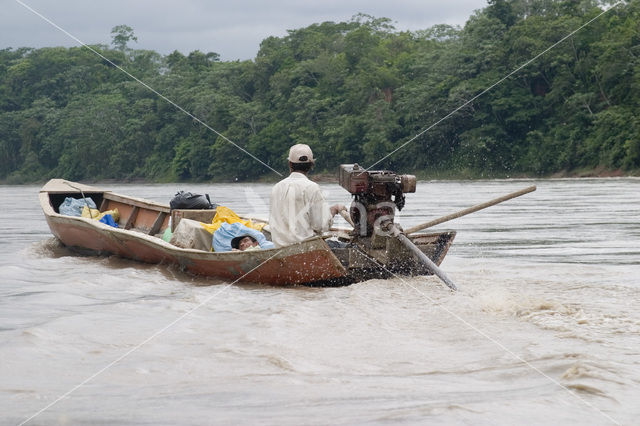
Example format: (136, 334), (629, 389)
(59, 196), (97, 216)
(169, 191), (216, 210)
(169, 218), (213, 251)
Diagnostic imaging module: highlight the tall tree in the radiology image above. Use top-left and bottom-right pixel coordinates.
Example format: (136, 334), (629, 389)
(111, 25), (137, 51)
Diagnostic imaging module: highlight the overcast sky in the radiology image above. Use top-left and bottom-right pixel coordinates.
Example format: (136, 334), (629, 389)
(4, 0), (489, 60)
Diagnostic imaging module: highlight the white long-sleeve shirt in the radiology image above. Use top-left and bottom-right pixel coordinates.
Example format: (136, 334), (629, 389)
(269, 172), (333, 248)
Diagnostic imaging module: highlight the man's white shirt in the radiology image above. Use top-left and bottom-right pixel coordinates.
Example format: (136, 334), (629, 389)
(269, 172), (333, 247)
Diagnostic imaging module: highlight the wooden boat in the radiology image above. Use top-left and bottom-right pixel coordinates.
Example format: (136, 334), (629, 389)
(39, 179), (455, 286)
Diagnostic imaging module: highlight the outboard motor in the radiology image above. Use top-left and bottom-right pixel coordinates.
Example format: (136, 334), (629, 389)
(338, 164), (416, 236)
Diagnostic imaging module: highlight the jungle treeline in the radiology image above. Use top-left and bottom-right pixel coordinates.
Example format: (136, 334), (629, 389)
(1, 0), (638, 183)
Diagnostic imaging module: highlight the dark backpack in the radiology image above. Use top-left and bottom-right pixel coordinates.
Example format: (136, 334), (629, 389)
(169, 191), (216, 210)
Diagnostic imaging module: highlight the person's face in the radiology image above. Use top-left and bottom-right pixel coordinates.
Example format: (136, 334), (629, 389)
(238, 236), (258, 251)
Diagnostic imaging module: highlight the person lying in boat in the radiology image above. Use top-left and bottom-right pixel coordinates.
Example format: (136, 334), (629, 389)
(231, 235), (260, 251)
(269, 143), (346, 248)
(212, 221), (274, 252)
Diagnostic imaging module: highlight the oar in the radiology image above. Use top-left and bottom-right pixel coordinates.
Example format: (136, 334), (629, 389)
(405, 185), (536, 235)
(388, 223), (457, 291)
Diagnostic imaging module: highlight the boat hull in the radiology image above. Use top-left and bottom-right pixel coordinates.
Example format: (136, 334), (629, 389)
(40, 179), (455, 286)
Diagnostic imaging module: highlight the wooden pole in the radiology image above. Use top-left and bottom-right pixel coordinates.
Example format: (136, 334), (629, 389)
(390, 224), (457, 291)
(405, 185), (536, 235)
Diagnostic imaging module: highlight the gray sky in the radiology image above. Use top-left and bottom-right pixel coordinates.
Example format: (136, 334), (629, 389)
(4, 0), (488, 61)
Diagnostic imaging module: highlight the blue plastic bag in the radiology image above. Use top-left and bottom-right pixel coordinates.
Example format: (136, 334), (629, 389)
(99, 214), (119, 228)
(213, 222), (274, 252)
(59, 197), (96, 216)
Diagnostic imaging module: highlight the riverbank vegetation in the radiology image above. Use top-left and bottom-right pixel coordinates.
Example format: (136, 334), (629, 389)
(1, 0), (638, 183)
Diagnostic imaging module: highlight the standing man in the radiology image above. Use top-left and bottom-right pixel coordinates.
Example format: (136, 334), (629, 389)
(269, 144), (345, 248)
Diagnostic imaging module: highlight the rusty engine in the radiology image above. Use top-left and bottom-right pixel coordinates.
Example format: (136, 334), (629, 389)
(338, 164), (416, 236)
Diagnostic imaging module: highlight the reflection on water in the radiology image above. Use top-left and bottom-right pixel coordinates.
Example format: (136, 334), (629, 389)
(0, 178), (639, 425)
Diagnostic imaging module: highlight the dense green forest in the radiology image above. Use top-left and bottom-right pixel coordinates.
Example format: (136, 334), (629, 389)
(1, 0), (638, 183)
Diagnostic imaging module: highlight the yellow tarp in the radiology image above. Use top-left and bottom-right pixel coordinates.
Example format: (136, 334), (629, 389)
(200, 206), (265, 234)
(82, 206), (120, 222)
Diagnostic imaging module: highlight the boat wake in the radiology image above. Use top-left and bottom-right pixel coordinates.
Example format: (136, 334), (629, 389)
(25, 237), (71, 259)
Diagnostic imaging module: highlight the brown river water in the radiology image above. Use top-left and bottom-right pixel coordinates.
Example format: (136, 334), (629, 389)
(1, 178), (639, 425)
